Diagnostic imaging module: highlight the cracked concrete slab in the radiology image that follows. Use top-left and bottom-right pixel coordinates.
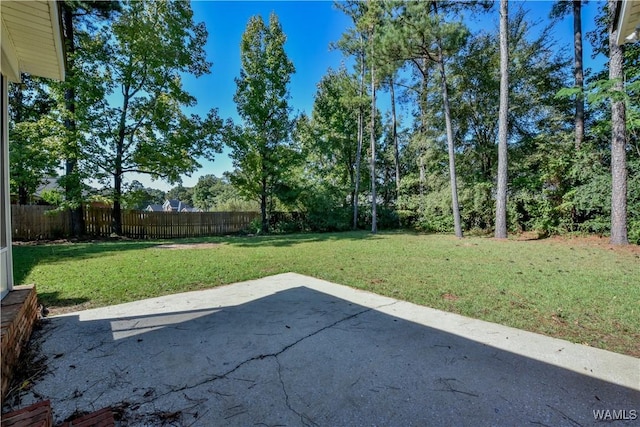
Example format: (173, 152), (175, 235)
(8, 273), (640, 426)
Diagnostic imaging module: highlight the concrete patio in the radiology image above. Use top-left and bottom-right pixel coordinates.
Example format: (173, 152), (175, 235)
(8, 273), (640, 426)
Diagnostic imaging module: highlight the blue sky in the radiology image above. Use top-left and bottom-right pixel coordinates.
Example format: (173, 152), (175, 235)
(133, 0), (607, 192)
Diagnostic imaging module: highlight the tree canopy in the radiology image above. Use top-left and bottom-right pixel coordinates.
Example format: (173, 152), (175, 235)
(8, 0), (639, 244)
(228, 12), (297, 233)
(82, 0), (223, 233)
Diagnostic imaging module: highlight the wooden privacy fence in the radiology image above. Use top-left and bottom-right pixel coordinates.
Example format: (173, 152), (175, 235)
(11, 205), (70, 240)
(83, 207), (261, 238)
(11, 205), (261, 240)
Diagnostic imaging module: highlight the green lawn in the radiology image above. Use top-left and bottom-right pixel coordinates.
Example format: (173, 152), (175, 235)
(12, 231), (640, 357)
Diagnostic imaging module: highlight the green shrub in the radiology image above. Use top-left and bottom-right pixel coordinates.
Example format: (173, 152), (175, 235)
(629, 220), (640, 245)
(357, 205), (399, 230)
(459, 182), (494, 231)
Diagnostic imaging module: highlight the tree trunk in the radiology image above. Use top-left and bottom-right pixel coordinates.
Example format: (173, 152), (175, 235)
(495, 0), (509, 239)
(436, 50), (462, 238)
(418, 58), (428, 206)
(18, 186), (28, 205)
(419, 157), (425, 205)
(370, 31), (377, 234)
(112, 83), (131, 236)
(390, 78), (400, 197)
(608, 0), (628, 245)
(348, 145), (355, 208)
(261, 176), (268, 233)
(573, 0), (584, 150)
(62, 4), (84, 237)
(112, 136), (123, 235)
(353, 37), (365, 230)
(112, 172), (122, 235)
(14, 84), (27, 206)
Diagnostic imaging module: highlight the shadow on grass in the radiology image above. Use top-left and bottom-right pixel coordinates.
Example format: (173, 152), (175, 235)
(12, 241), (162, 285)
(225, 230), (386, 248)
(37, 291), (90, 310)
(12, 230), (392, 286)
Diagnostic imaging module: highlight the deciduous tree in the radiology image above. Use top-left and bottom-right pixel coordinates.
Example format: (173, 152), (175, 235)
(85, 0), (222, 234)
(8, 75), (61, 205)
(307, 68), (361, 207)
(229, 13), (296, 233)
(192, 174), (243, 211)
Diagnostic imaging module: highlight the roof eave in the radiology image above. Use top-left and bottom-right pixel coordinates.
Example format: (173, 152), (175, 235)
(616, 0), (640, 45)
(50, 0), (67, 81)
(0, 0), (66, 82)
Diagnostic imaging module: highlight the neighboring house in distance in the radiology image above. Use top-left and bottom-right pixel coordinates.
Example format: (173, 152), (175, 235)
(32, 177), (93, 205)
(162, 199), (201, 212)
(163, 199), (185, 211)
(180, 206), (203, 213)
(11, 176), (97, 205)
(30, 176), (70, 205)
(34, 177), (63, 199)
(145, 204), (164, 212)
(145, 200), (202, 212)
(9, 176), (63, 205)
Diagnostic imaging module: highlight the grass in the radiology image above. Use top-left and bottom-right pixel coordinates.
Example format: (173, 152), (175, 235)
(12, 231), (640, 357)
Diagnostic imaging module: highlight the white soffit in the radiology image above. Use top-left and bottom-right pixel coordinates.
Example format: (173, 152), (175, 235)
(617, 0), (640, 45)
(0, 0), (65, 82)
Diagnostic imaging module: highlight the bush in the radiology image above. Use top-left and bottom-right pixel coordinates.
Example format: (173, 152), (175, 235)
(414, 187), (454, 233)
(270, 212), (307, 233)
(357, 205), (399, 230)
(293, 184), (353, 232)
(459, 182), (494, 231)
(629, 220), (640, 245)
(247, 217), (263, 234)
(308, 207), (352, 232)
(397, 209), (417, 228)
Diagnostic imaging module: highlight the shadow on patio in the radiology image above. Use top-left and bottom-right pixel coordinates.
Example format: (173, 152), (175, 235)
(6, 274), (639, 426)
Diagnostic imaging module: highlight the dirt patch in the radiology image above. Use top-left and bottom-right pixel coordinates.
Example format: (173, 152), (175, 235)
(539, 235), (640, 255)
(47, 301), (94, 317)
(12, 236), (139, 246)
(154, 243), (223, 250)
(513, 231), (546, 241)
(12, 239), (74, 246)
(509, 233), (640, 255)
(442, 293), (459, 301)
